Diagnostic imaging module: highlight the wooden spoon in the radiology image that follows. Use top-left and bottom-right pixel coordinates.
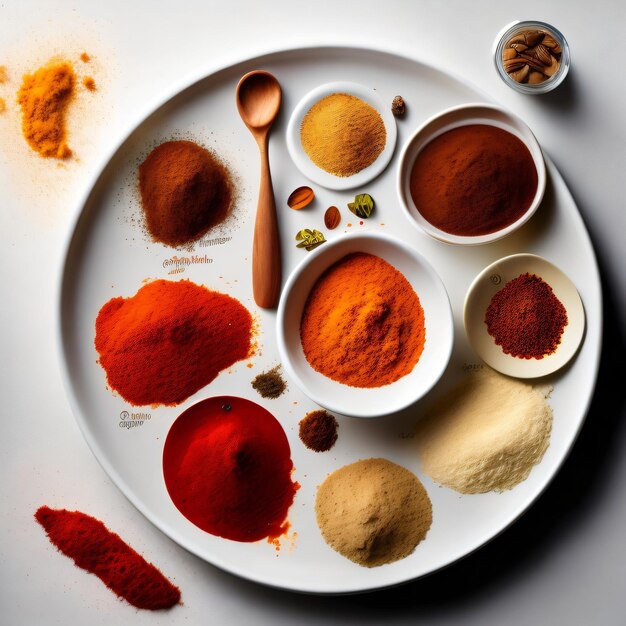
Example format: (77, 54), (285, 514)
(236, 70), (282, 309)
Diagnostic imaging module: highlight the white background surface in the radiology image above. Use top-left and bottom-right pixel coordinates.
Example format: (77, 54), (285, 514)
(1, 1), (624, 624)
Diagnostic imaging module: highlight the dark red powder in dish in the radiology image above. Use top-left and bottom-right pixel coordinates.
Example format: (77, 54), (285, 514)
(163, 396), (298, 542)
(35, 506), (180, 610)
(485, 272), (568, 359)
(409, 124), (538, 236)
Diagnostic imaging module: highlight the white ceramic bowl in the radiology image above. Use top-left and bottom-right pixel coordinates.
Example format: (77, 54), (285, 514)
(276, 232), (453, 417)
(464, 253), (585, 378)
(286, 81), (397, 190)
(397, 102), (546, 245)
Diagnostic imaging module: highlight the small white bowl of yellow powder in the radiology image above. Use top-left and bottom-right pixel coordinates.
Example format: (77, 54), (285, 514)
(286, 81), (397, 190)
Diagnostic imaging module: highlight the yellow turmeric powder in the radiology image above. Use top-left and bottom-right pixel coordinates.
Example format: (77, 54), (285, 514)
(300, 252), (426, 388)
(17, 61), (76, 158)
(300, 93), (386, 177)
(0, 98), (6, 115)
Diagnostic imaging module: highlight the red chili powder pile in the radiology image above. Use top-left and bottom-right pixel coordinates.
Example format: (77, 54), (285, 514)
(95, 279), (254, 406)
(485, 272), (568, 359)
(35, 506), (180, 610)
(139, 140), (233, 247)
(409, 124), (538, 236)
(163, 396), (299, 542)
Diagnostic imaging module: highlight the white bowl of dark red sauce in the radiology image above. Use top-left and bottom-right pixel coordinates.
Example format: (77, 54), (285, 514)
(397, 103), (546, 245)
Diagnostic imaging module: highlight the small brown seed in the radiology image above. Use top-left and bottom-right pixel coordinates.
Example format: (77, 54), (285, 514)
(509, 34), (527, 45)
(510, 65), (530, 83)
(324, 206), (341, 230)
(524, 30), (544, 47)
(543, 54), (560, 77)
(542, 35), (561, 53)
(503, 58), (527, 73)
(287, 186), (315, 210)
(532, 44), (553, 66)
(391, 95), (406, 116)
(528, 70), (546, 84)
(503, 48), (518, 61)
(519, 53), (549, 72)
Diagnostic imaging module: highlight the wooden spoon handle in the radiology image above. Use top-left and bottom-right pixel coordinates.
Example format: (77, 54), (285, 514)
(252, 139), (281, 309)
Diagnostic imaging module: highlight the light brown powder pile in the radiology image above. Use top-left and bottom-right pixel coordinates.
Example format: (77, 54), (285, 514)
(300, 93), (386, 177)
(315, 458), (432, 567)
(414, 367), (552, 493)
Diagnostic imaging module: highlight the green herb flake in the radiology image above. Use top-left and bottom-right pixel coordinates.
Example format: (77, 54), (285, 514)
(295, 229), (327, 251)
(348, 193), (374, 219)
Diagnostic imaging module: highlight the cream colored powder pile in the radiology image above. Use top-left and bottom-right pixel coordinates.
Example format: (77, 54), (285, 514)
(414, 367), (552, 493)
(315, 458), (432, 568)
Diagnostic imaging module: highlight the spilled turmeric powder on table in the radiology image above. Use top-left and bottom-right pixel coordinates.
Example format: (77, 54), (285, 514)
(17, 61), (76, 158)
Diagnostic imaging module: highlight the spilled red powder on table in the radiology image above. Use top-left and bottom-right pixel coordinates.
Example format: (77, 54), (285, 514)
(35, 506), (180, 610)
(163, 397), (299, 543)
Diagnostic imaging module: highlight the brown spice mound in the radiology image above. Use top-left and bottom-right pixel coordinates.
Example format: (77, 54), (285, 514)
(299, 410), (338, 452)
(139, 140), (233, 247)
(83, 76), (96, 91)
(251, 366), (287, 399)
(17, 61), (75, 158)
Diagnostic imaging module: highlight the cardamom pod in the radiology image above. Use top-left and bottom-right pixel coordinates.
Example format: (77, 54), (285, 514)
(347, 193), (374, 219)
(295, 229), (326, 251)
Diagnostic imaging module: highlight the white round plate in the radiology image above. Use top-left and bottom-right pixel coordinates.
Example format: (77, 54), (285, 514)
(464, 253), (585, 378)
(277, 231), (453, 417)
(286, 81), (397, 190)
(58, 46), (601, 594)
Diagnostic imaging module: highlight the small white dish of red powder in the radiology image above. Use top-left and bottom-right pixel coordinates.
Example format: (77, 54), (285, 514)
(464, 253), (585, 378)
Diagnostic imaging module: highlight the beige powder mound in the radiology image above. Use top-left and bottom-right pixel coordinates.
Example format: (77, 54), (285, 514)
(315, 458), (432, 568)
(414, 367), (552, 494)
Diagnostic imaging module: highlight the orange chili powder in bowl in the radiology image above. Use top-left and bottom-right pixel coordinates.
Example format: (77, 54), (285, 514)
(95, 279), (254, 406)
(277, 232), (454, 418)
(300, 251), (425, 388)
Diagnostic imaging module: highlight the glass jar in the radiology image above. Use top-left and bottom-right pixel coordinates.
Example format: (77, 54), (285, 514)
(494, 21), (570, 94)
